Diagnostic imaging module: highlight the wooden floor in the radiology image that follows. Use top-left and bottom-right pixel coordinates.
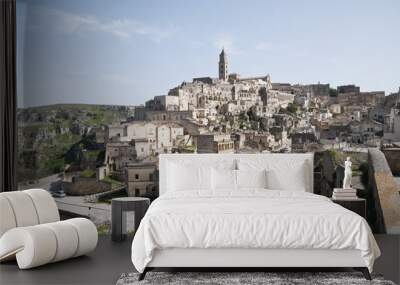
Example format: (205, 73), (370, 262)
(1, 235), (398, 285)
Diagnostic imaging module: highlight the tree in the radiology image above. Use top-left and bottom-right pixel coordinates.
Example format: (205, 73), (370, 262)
(329, 88), (338, 97)
(64, 134), (98, 166)
(238, 111), (249, 121)
(286, 103), (298, 114)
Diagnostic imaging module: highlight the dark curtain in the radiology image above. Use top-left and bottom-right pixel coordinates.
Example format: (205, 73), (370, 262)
(0, 0), (17, 192)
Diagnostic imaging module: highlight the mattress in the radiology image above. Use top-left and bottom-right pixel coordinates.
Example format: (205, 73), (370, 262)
(131, 190), (380, 273)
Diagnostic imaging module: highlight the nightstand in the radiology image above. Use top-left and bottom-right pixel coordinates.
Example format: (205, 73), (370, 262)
(331, 198), (366, 218)
(111, 197), (150, 242)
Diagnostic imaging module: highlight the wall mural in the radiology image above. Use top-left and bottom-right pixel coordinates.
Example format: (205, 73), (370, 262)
(16, 0), (400, 234)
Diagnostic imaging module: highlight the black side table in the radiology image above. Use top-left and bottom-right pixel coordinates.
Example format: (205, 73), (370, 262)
(111, 197), (150, 242)
(332, 198), (366, 219)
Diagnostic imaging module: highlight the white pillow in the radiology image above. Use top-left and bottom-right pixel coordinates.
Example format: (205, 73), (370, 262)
(236, 169), (267, 189)
(212, 168), (237, 191)
(266, 161), (308, 191)
(167, 162), (211, 191)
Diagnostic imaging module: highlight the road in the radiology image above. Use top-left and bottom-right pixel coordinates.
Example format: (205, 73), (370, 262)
(18, 174), (61, 191)
(54, 196), (111, 226)
(19, 174), (113, 226)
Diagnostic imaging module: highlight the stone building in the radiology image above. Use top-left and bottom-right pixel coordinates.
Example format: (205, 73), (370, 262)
(145, 95), (179, 111)
(292, 83), (330, 97)
(319, 125), (350, 143)
(276, 91), (295, 108)
(360, 91), (386, 105)
(106, 124), (126, 141)
(291, 132), (318, 153)
(168, 81), (206, 111)
(193, 77), (214, 84)
(271, 83), (293, 93)
(156, 123), (184, 151)
(384, 103), (400, 142)
(196, 133), (234, 153)
(294, 94), (310, 109)
(383, 88), (400, 111)
(157, 50), (275, 120)
(118, 121), (184, 157)
(337, 84), (360, 94)
(134, 107), (191, 121)
(95, 126), (107, 144)
(233, 84), (259, 101)
(228, 73), (240, 83)
(131, 138), (155, 159)
(120, 121), (157, 158)
(231, 133), (246, 150)
(104, 142), (136, 177)
(250, 105), (274, 119)
(349, 118), (383, 145)
(124, 121), (156, 141)
(317, 109), (333, 122)
(125, 162), (158, 198)
(273, 114), (296, 132)
(368, 104), (385, 123)
(244, 132), (277, 151)
(337, 89), (385, 107)
(306, 83), (330, 97)
(271, 82), (329, 98)
(219, 48), (228, 81)
(329, 104), (342, 114)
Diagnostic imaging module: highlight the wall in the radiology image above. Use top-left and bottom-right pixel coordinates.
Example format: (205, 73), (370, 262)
(382, 148), (400, 175)
(62, 177), (111, 196)
(125, 164), (158, 198)
(368, 148), (400, 234)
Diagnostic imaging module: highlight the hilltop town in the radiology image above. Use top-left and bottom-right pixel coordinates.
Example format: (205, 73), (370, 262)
(15, 48), (400, 234)
(91, 49), (398, 197)
(18, 49), (400, 204)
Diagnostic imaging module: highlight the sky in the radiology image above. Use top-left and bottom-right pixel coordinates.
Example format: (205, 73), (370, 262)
(17, 0), (400, 108)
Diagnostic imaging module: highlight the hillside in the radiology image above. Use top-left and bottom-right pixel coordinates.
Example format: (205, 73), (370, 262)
(17, 104), (135, 183)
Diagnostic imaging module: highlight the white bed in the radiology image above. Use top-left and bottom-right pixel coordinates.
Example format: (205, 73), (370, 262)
(131, 153), (380, 280)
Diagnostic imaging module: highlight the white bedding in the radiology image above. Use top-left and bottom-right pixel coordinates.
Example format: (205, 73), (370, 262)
(131, 190), (380, 273)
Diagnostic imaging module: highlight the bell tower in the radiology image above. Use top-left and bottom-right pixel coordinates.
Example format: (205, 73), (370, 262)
(219, 48), (228, 81)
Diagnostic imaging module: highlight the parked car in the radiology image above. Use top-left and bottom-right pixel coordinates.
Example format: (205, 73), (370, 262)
(52, 191), (66, 198)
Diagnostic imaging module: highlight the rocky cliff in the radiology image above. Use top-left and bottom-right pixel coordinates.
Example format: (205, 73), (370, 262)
(17, 104), (134, 183)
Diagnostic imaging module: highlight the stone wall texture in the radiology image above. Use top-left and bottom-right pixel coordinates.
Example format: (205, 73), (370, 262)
(368, 148), (400, 234)
(62, 178), (111, 196)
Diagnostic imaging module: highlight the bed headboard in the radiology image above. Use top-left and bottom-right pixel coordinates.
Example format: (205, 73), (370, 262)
(159, 153), (314, 195)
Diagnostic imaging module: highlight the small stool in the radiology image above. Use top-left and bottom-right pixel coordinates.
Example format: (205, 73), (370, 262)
(111, 197), (150, 242)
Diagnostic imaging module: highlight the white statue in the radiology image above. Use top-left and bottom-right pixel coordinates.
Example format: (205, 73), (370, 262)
(343, 157), (352, 189)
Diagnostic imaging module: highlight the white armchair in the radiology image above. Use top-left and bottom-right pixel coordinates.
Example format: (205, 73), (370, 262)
(0, 189), (98, 269)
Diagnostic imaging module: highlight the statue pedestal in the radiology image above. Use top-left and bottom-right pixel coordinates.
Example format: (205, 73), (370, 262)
(332, 188), (358, 200)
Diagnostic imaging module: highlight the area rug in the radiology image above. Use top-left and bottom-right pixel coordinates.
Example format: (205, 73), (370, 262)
(116, 271), (396, 285)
